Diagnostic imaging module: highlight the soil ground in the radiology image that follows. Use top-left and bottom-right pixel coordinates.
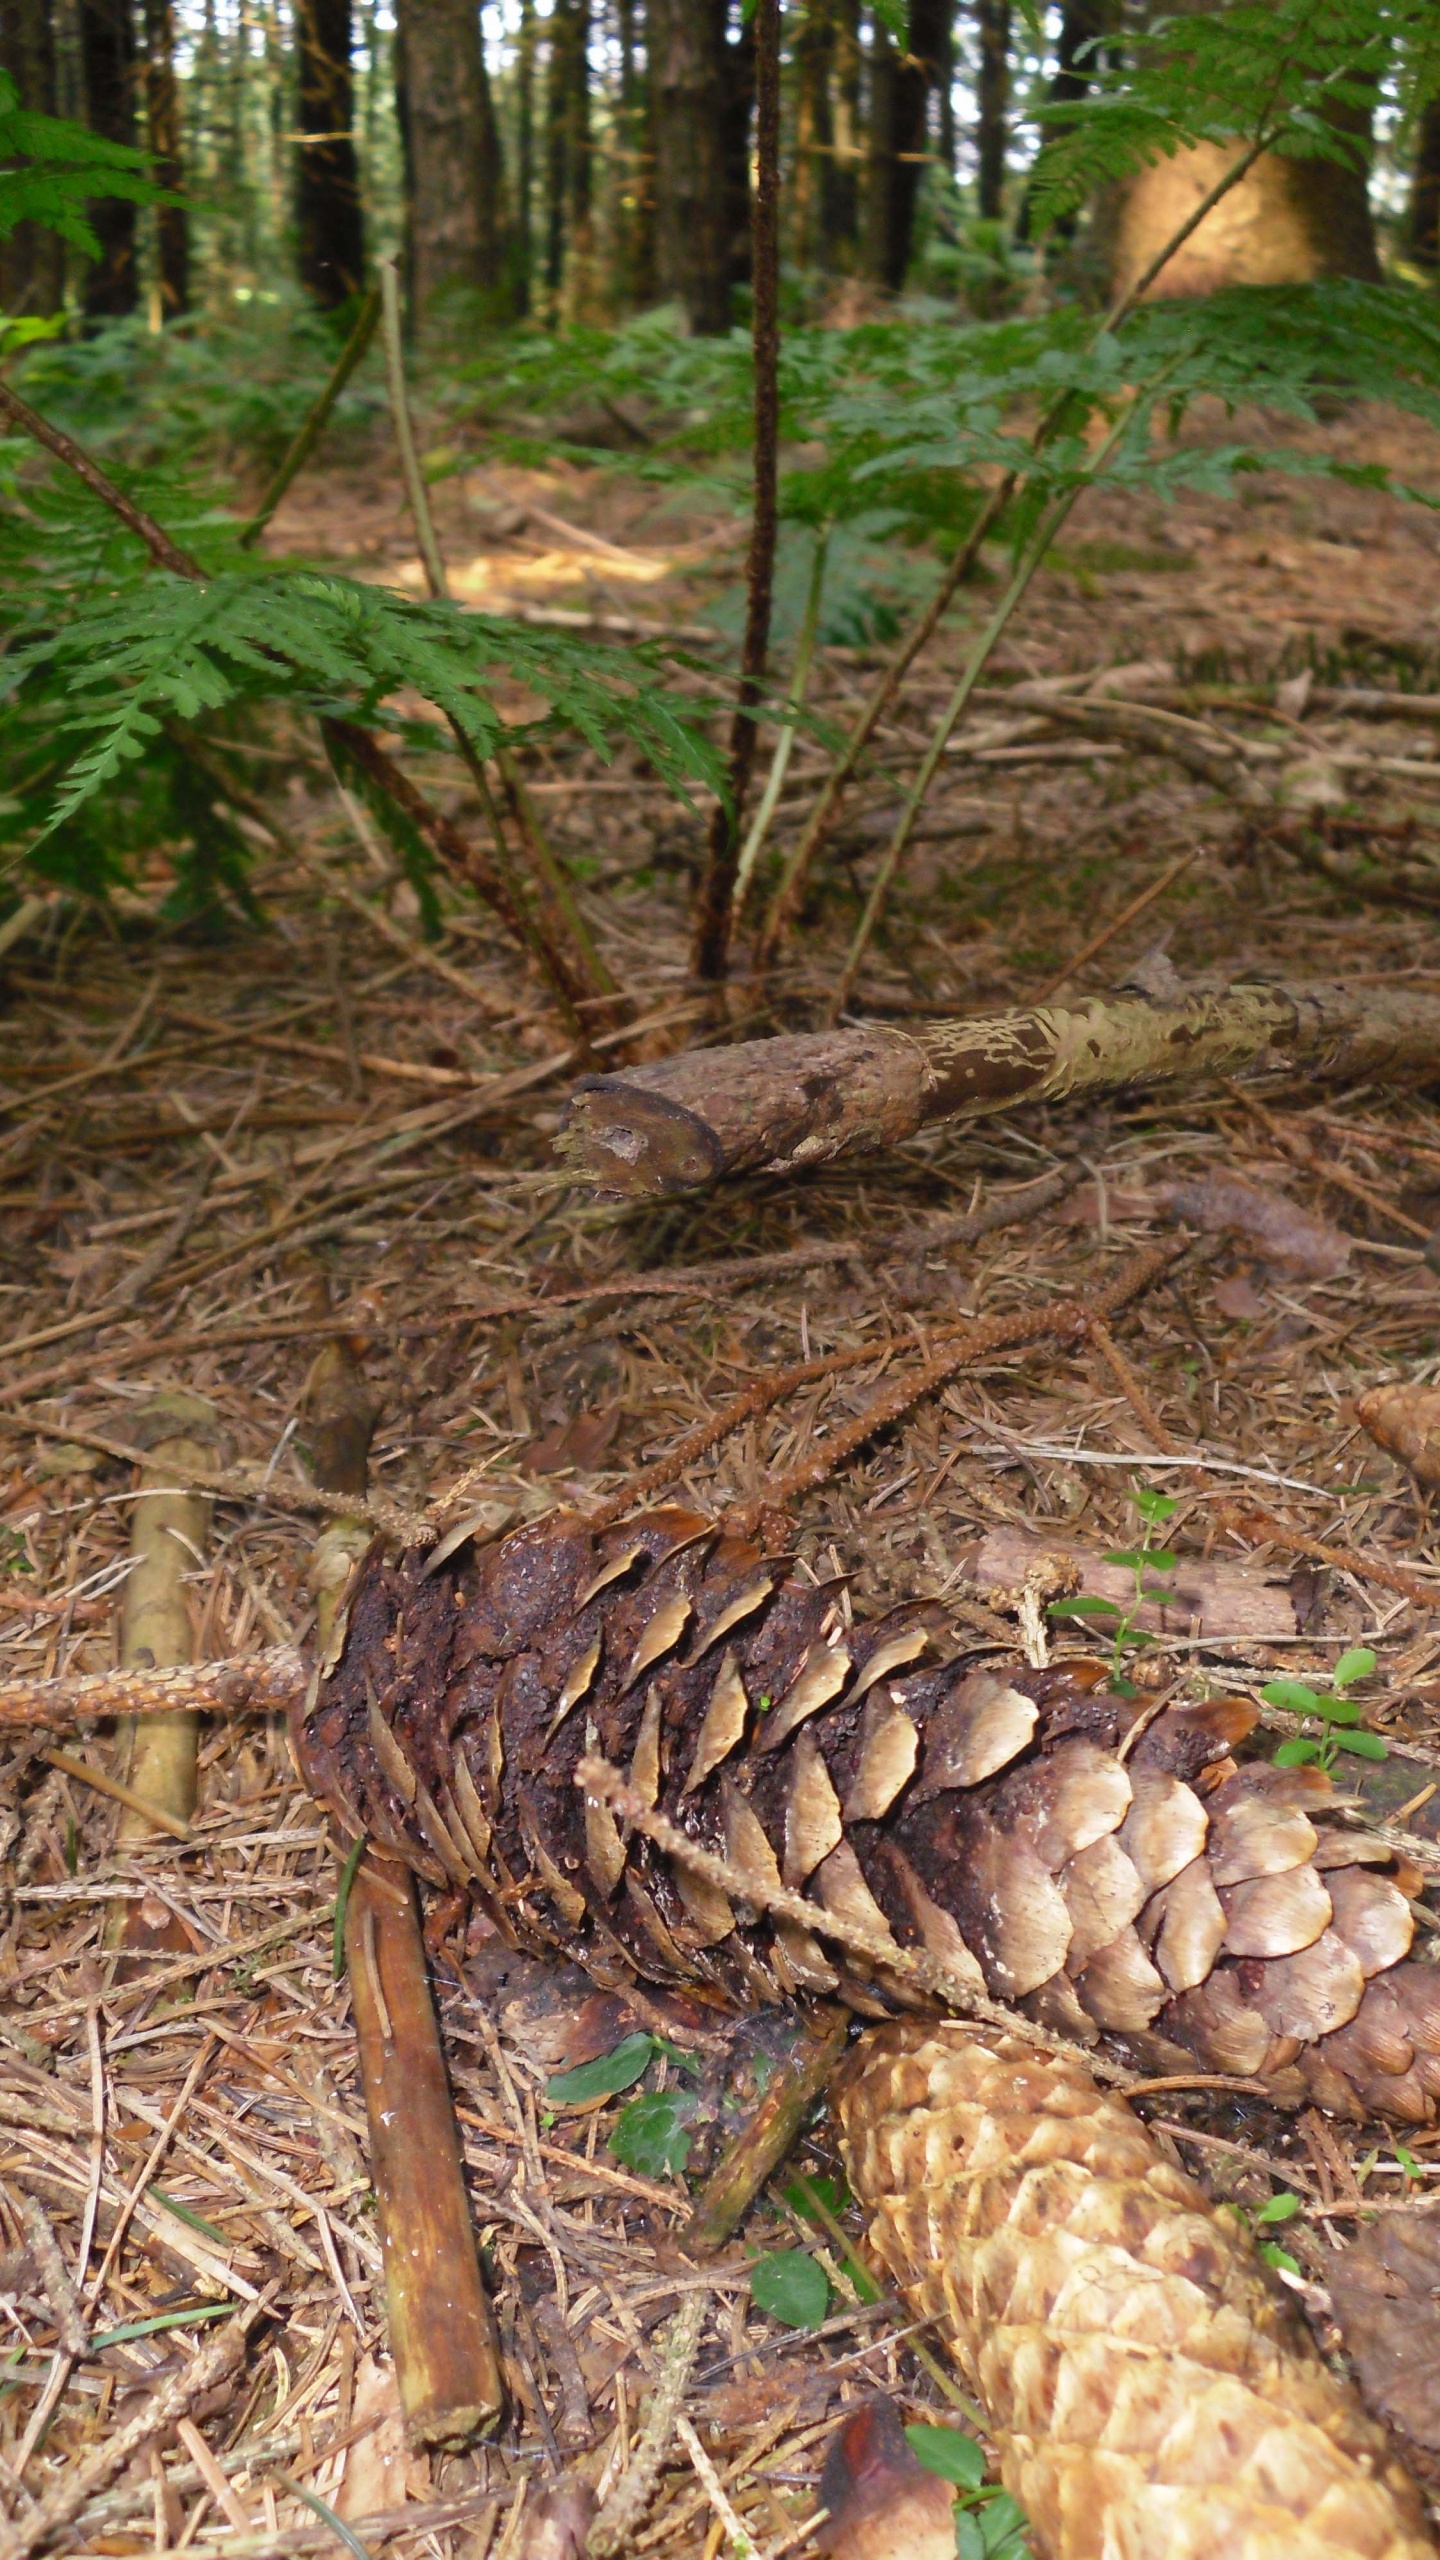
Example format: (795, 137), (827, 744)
(7, 388), (1440, 2555)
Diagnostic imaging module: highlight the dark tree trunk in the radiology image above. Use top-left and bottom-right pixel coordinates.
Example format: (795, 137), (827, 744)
(937, 8), (956, 176)
(865, 0), (946, 292)
(1410, 98), (1440, 270)
(78, 0), (138, 321)
(1, 0), (65, 314)
(395, 0), (508, 324)
(295, 0), (364, 306)
(974, 0), (1008, 219)
(791, 0), (835, 269)
(719, 0), (754, 303)
(141, 0), (187, 316)
(1015, 0), (1107, 241)
(648, 0), (730, 332)
(829, 0), (862, 264)
(616, 0), (654, 303)
(544, 0), (595, 314)
(515, 0), (535, 313)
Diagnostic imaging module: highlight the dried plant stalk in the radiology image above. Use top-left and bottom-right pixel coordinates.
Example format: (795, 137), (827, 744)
(0, 1649), (304, 1731)
(113, 1391), (224, 1836)
(837, 2020), (1433, 2560)
(303, 1336), (503, 2449)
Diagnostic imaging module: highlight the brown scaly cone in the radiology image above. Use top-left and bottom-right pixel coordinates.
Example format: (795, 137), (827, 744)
(294, 1503), (1440, 2124)
(837, 2020), (1434, 2560)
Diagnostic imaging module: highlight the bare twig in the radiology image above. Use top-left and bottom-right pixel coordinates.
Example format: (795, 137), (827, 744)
(237, 283), (381, 550)
(690, 0), (782, 982)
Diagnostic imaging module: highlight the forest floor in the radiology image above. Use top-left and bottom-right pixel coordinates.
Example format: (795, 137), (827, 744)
(7, 386), (1440, 2556)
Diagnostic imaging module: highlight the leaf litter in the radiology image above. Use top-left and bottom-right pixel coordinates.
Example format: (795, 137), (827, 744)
(8, 393), (1440, 2551)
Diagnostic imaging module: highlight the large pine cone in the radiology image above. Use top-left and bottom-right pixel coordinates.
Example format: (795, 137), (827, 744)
(295, 1504), (1440, 2121)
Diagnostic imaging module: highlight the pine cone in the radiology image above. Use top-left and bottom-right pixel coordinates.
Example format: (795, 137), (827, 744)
(295, 1504), (1440, 2122)
(837, 2020), (1433, 2560)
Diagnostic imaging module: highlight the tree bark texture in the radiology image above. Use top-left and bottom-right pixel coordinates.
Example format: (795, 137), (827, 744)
(790, 0), (836, 269)
(974, 0), (1008, 220)
(546, 0), (592, 320)
(1410, 96), (1440, 270)
(865, 0), (947, 292)
(78, 0), (139, 322)
(395, 0), (507, 324)
(141, 0), (187, 316)
(295, 0), (365, 306)
(1015, 0), (1108, 240)
(1, 0), (65, 314)
(839, 2024), (1433, 2560)
(648, 0), (731, 332)
(558, 978), (1440, 1196)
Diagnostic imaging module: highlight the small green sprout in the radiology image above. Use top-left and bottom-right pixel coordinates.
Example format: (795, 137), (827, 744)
(1048, 1484), (1180, 1695)
(1262, 1648), (1384, 1771)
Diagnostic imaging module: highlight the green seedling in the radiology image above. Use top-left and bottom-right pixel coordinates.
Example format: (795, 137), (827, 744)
(1048, 1484), (1179, 1696)
(905, 2426), (1034, 2556)
(1262, 1647), (1384, 1770)
(1247, 2187), (1305, 2277)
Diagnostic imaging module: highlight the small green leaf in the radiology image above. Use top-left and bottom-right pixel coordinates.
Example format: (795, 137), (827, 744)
(782, 2171), (848, 2222)
(1254, 2190), (1302, 2225)
(749, 2249), (830, 2329)
(609, 2088), (694, 2177)
(1111, 1675), (1139, 1698)
(1273, 1737), (1322, 1766)
(148, 2188), (229, 2247)
(1048, 1594), (1121, 1619)
(904, 2424), (986, 2490)
(1395, 2144), (1421, 2179)
(1331, 1728), (1388, 1760)
(1101, 1549), (1147, 1570)
(546, 2032), (656, 2105)
(1261, 1678), (1320, 1714)
(1131, 1487), (1178, 1523)
(1333, 1647), (1377, 1691)
(1259, 2242), (1302, 2277)
(1311, 1694), (1360, 1724)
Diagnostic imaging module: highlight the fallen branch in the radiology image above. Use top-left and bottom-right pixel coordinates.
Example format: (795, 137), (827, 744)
(560, 976), (1440, 1199)
(303, 1334), (504, 2450)
(0, 1648), (305, 1732)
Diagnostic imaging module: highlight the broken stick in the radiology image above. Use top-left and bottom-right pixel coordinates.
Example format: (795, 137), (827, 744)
(559, 976), (1440, 1199)
(303, 1334), (503, 2449)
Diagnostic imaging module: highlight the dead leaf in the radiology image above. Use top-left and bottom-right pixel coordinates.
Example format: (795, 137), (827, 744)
(336, 2355), (429, 2519)
(1152, 1169), (1351, 1277)
(816, 2399), (959, 2560)
(1212, 1271), (1269, 1320)
(525, 1406), (622, 1474)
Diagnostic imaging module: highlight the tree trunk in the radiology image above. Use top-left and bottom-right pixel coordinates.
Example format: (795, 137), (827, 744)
(974, 0), (1008, 219)
(648, 0), (730, 333)
(0, 0), (65, 314)
(295, 0), (365, 306)
(864, 0), (945, 292)
(719, 0), (753, 304)
(1014, 0), (1108, 241)
(791, 0), (835, 271)
(78, 0), (139, 322)
(829, 0), (862, 266)
(558, 978), (1440, 1196)
(547, 0), (592, 320)
(515, 0), (535, 313)
(1409, 97), (1440, 270)
(394, 0), (507, 325)
(616, 0), (654, 305)
(141, 0), (187, 317)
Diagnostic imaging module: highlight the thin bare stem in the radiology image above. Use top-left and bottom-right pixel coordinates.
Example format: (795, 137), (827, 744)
(237, 282), (381, 550)
(731, 532), (827, 923)
(690, 0), (782, 982)
(828, 390), (1144, 1018)
(757, 123), (1296, 976)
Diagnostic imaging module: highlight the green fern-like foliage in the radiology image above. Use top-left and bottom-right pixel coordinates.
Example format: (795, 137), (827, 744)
(1025, 0), (1439, 233)
(0, 69), (162, 258)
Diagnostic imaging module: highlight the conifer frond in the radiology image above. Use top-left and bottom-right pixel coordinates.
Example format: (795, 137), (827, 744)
(0, 70), (162, 258)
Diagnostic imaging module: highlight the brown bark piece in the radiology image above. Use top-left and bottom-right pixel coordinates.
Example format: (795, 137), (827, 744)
(838, 2020), (1434, 2560)
(559, 980), (1440, 1198)
(966, 1524), (1298, 1641)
